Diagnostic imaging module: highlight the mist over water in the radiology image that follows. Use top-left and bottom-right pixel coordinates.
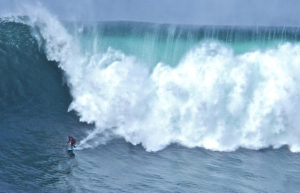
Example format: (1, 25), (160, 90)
(3, 0), (300, 26)
(3, 6), (297, 152)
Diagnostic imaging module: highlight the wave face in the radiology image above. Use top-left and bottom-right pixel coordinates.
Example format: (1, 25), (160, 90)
(3, 8), (300, 152)
(0, 20), (71, 115)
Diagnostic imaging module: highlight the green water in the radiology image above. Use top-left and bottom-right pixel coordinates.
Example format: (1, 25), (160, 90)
(69, 22), (300, 66)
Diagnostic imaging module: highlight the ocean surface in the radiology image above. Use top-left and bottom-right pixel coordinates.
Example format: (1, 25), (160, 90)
(1, 9), (300, 193)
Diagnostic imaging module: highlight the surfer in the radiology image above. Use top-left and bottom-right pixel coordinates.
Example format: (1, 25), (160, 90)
(66, 136), (76, 150)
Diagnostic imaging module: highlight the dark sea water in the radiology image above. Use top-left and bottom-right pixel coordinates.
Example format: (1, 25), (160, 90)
(1, 11), (300, 193)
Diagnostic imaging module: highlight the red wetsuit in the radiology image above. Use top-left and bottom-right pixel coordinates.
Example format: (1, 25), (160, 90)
(70, 138), (76, 147)
(68, 137), (76, 147)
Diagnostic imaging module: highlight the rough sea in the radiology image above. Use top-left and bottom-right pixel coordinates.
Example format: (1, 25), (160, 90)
(1, 8), (300, 193)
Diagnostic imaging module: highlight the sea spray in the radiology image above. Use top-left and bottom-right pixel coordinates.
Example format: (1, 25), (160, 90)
(11, 6), (300, 152)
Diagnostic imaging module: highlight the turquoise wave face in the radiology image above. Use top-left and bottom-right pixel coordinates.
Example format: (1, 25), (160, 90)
(68, 22), (300, 67)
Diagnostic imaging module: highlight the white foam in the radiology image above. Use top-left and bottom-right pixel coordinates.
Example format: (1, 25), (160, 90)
(17, 6), (300, 152)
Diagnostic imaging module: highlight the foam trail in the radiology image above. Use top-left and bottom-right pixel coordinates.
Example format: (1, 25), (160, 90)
(14, 6), (300, 152)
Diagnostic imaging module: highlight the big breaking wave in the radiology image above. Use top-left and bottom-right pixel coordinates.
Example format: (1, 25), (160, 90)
(8, 6), (300, 152)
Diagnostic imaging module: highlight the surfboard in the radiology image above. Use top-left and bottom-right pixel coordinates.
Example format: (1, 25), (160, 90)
(67, 150), (75, 157)
(67, 144), (75, 157)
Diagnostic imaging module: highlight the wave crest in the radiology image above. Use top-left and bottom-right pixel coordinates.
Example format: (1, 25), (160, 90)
(14, 6), (300, 152)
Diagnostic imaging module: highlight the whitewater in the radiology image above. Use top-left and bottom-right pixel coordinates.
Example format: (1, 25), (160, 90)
(7, 7), (300, 153)
(2, 4), (300, 193)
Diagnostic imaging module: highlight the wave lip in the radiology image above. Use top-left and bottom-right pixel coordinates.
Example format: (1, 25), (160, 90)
(6, 5), (300, 152)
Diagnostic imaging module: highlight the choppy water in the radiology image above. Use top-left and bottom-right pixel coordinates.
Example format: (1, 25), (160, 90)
(1, 7), (300, 192)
